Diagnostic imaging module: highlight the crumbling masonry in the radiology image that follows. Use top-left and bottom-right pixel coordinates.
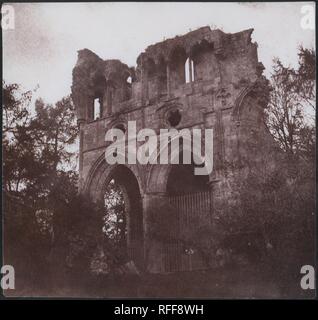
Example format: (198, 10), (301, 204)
(72, 27), (270, 273)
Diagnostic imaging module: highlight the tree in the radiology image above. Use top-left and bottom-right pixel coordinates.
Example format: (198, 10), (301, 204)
(103, 179), (127, 255)
(295, 46), (316, 111)
(212, 129), (315, 292)
(30, 97), (78, 172)
(3, 83), (79, 201)
(2, 81), (80, 291)
(265, 47), (315, 157)
(2, 81), (32, 135)
(3, 81), (34, 194)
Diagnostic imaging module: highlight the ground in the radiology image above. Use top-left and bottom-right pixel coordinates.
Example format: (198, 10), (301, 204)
(6, 266), (315, 299)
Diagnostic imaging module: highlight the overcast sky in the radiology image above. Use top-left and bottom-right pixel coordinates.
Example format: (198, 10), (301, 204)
(3, 2), (315, 104)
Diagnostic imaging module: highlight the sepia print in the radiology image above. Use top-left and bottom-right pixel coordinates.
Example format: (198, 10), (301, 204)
(1, 2), (316, 299)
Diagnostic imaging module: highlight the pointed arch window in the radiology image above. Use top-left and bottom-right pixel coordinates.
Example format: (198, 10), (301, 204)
(185, 57), (195, 83)
(93, 98), (101, 120)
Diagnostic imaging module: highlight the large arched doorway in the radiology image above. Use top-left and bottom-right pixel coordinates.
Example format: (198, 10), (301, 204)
(102, 165), (144, 270)
(164, 158), (212, 272)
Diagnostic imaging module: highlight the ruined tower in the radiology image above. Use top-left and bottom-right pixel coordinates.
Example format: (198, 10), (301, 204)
(71, 27), (270, 273)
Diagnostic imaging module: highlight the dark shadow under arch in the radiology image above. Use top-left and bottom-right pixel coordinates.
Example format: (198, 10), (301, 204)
(167, 162), (209, 195)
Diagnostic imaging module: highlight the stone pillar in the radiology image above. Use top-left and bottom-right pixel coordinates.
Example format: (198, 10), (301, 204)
(143, 192), (167, 273)
(102, 89), (108, 117)
(86, 96), (94, 121)
(204, 108), (225, 183)
(78, 119), (85, 192)
(72, 91), (88, 123)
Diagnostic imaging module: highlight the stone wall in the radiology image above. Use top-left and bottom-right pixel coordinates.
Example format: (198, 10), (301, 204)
(71, 26), (271, 273)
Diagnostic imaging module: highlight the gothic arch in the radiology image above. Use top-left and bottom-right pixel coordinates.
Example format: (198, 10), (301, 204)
(84, 153), (144, 201)
(85, 158), (145, 268)
(146, 134), (212, 194)
(232, 80), (269, 124)
(232, 86), (254, 122)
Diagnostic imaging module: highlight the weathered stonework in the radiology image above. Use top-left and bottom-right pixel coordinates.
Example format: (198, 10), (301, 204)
(71, 26), (270, 273)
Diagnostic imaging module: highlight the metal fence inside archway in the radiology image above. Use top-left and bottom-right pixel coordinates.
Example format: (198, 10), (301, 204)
(161, 190), (213, 273)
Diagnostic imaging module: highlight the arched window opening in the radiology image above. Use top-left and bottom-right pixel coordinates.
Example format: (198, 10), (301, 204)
(185, 58), (190, 83)
(102, 166), (144, 269)
(93, 98), (101, 120)
(185, 57), (195, 83)
(126, 76), (132, 84)
(113, 123), (126, 134)
(103, 179), (127, 261)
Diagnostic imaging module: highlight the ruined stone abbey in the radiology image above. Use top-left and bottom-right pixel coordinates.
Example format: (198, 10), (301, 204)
(71, 26), (270, 273)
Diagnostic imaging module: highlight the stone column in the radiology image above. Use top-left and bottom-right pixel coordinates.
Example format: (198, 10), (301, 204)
(189, 58), (193, 82)
(78, 119), (85, 192)
(102, 89), (108, 117)
(86, 96), (94, 121)
(142, 192), (167, 273)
